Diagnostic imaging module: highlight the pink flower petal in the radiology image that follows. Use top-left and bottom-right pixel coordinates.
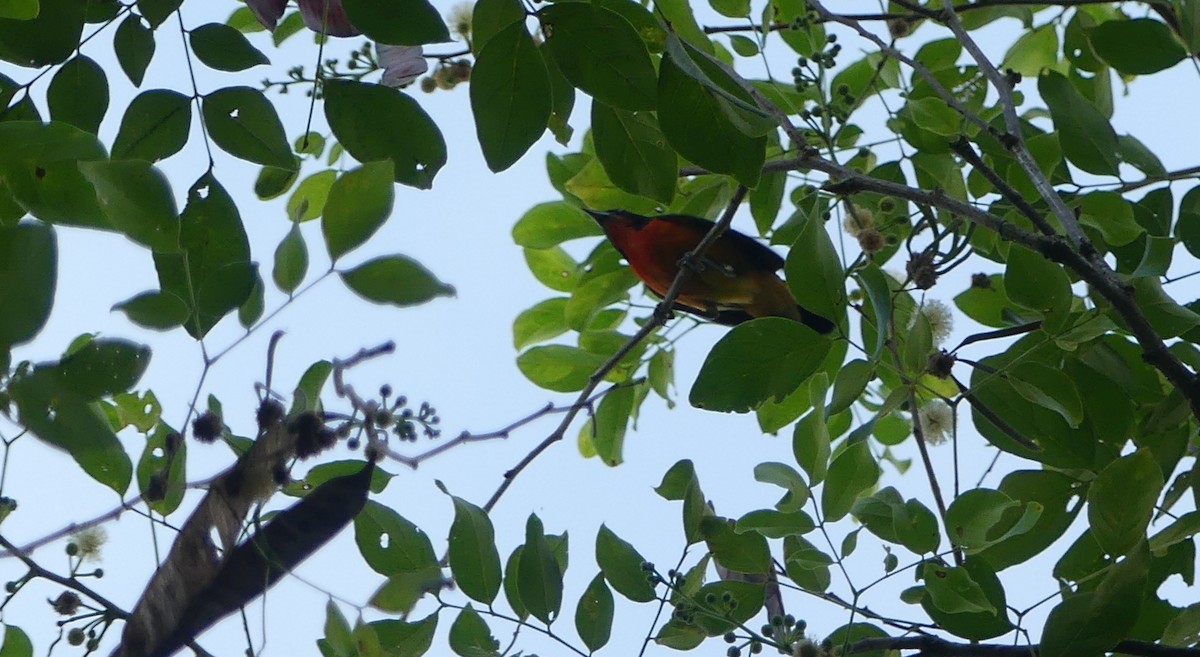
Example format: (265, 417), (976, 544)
(246, 0), (287, 31)
(297, 0), (359, 37)
(378, 44), (428, 88)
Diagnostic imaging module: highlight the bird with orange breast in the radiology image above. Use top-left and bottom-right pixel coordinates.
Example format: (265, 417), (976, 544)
(584, 209), (835, 334)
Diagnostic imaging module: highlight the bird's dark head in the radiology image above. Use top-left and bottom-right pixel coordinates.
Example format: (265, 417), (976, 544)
(583, 209), (650, 232)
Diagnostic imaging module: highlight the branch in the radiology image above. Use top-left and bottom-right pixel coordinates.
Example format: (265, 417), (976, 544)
(805, 157), (1200, 423)
(481, 186), (751, 512)
(939, 3), (1092, 252)
(383, 385), (634, 469)
(0, 534), (127, 618)
(804, 0), (993, 136)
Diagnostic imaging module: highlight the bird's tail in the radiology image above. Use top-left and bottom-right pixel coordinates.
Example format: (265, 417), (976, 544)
(797, 305), (836, 335)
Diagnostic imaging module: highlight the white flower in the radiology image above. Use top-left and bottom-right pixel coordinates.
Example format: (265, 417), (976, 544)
(842, 204), (874, 236)
(377, 44), (428, 88)
(72, 526), (107, 562)
(917, 400), (954, 445)
(908, 298), (954, 346)
(447, 3), (473, 40)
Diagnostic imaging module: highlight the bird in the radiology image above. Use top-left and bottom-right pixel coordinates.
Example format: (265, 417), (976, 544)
(584, 209), (835, 334)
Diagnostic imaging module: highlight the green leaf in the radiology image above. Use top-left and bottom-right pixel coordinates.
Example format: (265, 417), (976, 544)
(1041, 542), (1148, 657)
(137, 422), (186, 515)
(323, 80), (447, 189)
(0, 122), (107, 228)
(339, 255), (455, 307)
(286, 459), (392, 497)
(470, 21), (551, 172)
(591, 384), (634, 466)
(114, 14), (154, 86)
(976, 470), (1080, 571)
(921, 563), (995, 615)
(575, 574), (614, 652)
(729, 34), (758, 56)
(289, 360), (333, 415)
(511, 201), (601, 248)
(1088, 448), (1163, 556)
(238, 272), (264, 329)
(737, 509), (814, 541)
(652, 0), (711, 53)
(448, 605), (499, 657)
(539, 3), (657, 111)
(47, 55), (108, 134)
(900, 97), (962, 137)
(562, 157), (660, 215)
(827, 359), (873, 416)
(0, 223), (55, 353)
(524, 246), (580, 292)
(591, 103), (676, 204)
(1006, 362), (1084, 428)
(945, 489), (1021, 552)
(113, 290), (189, 330)
(11, 367), (133, 494)
(342, 0), (449, 45)
(750, 168), (785, 235)
(471, 0), (524, 54)
(793, 408), (830, 485)
(0, 0), (85, 67)
(783, 535), (831, 593)
(0, 0), (38, 20)
(690, 319), (832, 412)
(273, 223), (308, 294)
(111, 89), (192, 161)
(1004, 245), (1072, 330)
(519, 514), (563, 624)
(1039, 70), (1120, 176)
(596, 524), (656, 602)
(1087, 18), (1187, 74)
(355, 500), (440, 577)
(57, 337), (150, 398)
(447, 495), (503, 605)
(1078, 191), (1143, 247)
(517, 345), (607, 392)
(254, 165), (296, 201)
(851, 487), (940, 555)
(366, 615), (438, 657)
(785, 213), (845, 329)
(919, 559), (1013, 640)
(78, 160), (179, 252)
(189, 22), (268, 71)
(821, 441), (880, 522)
(513, 298), (569, 349)
(155, 174), (254, 338)
(657, 35), (765, 187)
(503, 546), (528, 619)
(1002, 23), (1058, 76)
(322, 600), (354, 657)
(753, 461), (810, 512)
(701, 515), (771, 573)
(322, 161), (395, 260)
(202, 86), (297, 170)
(0, 626), (32, 657)
(287, 170), (337, 222)
(138, 0), (181, 28)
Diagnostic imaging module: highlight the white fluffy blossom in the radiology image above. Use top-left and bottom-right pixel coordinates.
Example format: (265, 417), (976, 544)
(918, 400), (954, 446)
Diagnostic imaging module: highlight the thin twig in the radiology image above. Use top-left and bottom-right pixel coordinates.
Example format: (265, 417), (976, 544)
(384, 383), (638, 469)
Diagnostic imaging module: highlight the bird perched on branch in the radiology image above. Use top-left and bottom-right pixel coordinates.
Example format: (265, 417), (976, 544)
(585, 209), (835, 334)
